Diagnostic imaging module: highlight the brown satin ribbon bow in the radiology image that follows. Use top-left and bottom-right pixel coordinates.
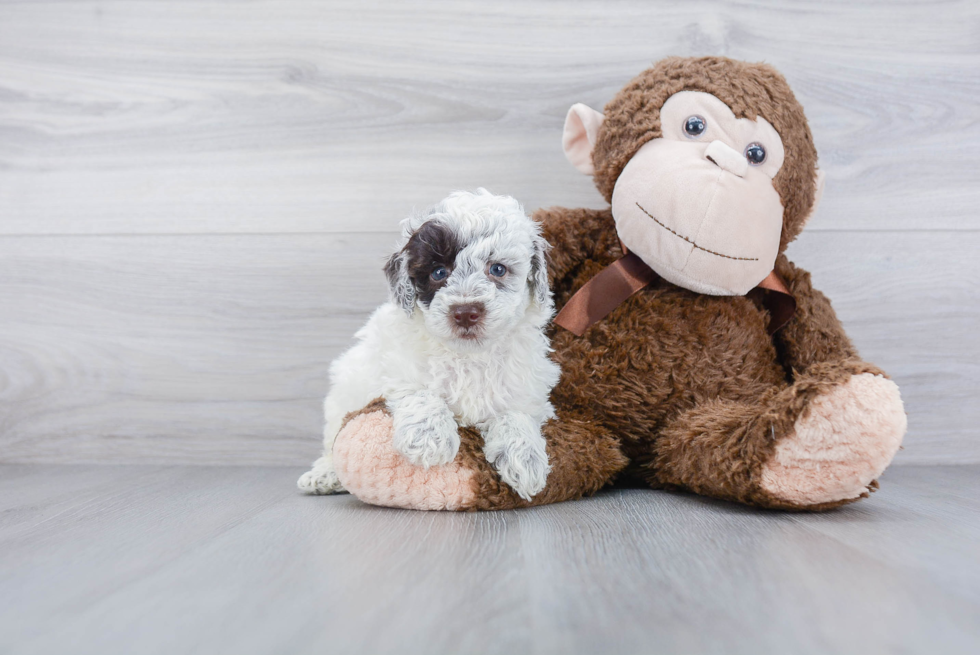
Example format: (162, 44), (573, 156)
(553, 250), (796, 337)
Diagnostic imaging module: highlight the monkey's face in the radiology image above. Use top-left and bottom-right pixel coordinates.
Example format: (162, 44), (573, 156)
(563, 59), (824, 296)
(610, 92), (786, 295)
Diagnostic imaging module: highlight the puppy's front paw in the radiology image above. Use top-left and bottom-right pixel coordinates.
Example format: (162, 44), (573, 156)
(484, 413), (551, 501)
(392, 402), (460, 468)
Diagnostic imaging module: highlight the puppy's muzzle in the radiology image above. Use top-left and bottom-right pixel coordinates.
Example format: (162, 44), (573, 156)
(450, 303), (485, 329)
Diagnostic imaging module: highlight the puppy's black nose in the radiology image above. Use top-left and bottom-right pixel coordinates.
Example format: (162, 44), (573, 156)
(451, 303), (485, 328)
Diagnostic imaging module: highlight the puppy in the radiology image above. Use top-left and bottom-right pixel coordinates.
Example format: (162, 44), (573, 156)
(297, 189), (560, 501)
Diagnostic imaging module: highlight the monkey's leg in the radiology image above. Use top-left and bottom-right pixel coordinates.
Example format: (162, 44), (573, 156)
(650, 361), (905, 510)
(331, 400), (628, 511)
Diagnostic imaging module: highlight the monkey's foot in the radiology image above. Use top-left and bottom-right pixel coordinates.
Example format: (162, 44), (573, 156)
(332, 407), (477, 511)
(760, 373), (906, 507)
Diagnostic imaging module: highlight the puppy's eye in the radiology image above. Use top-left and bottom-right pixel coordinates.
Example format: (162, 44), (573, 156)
(488, 263), (507, 277)
(745, 143), (766, 165)
(430, 267), (449, 281)
(683, 115), (706, 138)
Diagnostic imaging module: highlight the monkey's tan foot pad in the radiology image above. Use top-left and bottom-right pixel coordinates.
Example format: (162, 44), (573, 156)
(332, 408), (478, 511)
(760, 373), (907, 506)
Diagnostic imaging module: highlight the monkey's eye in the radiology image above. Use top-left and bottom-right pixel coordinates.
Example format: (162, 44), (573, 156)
(745, 143), (767, 165)
(431, 266), (449, 281)
(488, 263), (507, 277)
(683, 115), (707, 138)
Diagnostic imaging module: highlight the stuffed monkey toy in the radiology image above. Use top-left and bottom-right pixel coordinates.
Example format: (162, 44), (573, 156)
(327, 56), (907, 511)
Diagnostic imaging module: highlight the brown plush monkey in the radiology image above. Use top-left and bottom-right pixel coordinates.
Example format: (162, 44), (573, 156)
(329, 56), (907, 511)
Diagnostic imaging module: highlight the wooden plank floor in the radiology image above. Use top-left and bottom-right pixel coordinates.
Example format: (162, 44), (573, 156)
(2, 464), (978, 655)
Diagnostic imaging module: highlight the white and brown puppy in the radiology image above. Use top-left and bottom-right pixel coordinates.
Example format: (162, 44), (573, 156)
(297, 189), (559, 501)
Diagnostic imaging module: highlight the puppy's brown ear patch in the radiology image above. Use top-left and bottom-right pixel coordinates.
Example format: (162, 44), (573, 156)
(403, 220), (463, 307)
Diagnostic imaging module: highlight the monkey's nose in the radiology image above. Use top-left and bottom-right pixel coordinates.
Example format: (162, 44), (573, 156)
(451, 303), (485, 328)
(704, 140), (748, 178)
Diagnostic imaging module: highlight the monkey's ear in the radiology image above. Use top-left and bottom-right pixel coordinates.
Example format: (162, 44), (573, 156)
(383, 249), (416, 315)
(801, 169), (827, 228)
(562, 103), (605, 175)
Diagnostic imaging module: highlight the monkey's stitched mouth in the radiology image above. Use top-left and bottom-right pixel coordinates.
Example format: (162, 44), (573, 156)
(635, 202), (759, 262)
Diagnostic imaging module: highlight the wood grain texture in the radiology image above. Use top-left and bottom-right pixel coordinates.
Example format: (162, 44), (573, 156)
(0, 232), (389, 464)
(0, 0), (977, 464)
(0, 230), (976, 465)
(0, 0), (977, 234)
(1, 464), (979, 654)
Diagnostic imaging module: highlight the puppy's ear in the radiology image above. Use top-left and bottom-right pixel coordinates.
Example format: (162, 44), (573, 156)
(384, 248), (416, 315)
(528, 233), (552, 311)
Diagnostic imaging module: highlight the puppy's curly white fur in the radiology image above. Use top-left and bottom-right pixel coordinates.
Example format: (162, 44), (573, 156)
(298, 189), (560, 501)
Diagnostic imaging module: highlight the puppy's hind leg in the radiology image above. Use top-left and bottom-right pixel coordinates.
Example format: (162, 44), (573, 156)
(299, 381), (365, 495)
(297, 454), (347, 495)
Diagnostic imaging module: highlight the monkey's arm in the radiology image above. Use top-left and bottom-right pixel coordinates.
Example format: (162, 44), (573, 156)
(773, 254), (884, 378)
(533, 207), (622, 288)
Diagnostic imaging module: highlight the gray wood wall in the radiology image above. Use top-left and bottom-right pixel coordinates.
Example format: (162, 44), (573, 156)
(1, 0), (977, 466)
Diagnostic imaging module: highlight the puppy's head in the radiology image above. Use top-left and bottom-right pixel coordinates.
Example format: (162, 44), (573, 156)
(384, 189), (551, 349)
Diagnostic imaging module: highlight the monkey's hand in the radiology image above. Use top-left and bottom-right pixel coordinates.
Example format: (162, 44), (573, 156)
(390, 391), (460, 468)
